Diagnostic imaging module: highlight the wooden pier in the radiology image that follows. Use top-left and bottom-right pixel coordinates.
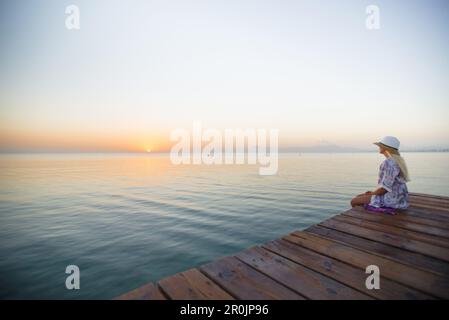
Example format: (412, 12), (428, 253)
(116, 193), (449, 300)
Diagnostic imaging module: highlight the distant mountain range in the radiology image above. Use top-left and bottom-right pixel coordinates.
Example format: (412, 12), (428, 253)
(281, 145), (362, 153)
(279, 144), (449, 153)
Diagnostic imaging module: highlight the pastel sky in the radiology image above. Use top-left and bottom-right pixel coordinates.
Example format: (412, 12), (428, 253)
(0, 0), (448, 152)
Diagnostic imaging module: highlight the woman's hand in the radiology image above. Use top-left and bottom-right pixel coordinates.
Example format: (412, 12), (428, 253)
(366, 188), (388, 196)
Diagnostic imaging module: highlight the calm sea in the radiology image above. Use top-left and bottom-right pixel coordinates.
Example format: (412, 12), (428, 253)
(0, 152), (448, 299)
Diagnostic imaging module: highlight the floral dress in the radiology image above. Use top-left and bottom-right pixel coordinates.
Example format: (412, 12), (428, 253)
(370, 157), (409, 209)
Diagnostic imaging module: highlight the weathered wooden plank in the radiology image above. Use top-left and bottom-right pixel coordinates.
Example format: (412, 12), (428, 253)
(341, 210), (449, 239)
(158, 268), (234, 300)
(306, 225), (449, 277)
(403, 206), (449, 224)
(332, 215), (449, 248)
(414, 199), (449, 208)
(319, 217), (449, 262)
(408, 200), (449, 214)
(284, 231), (449, 299)
(409, 194), (449, 207)
(410, 193), (449, 201)
(236, 246), (371, 300)
(114, 282), (167, 300)
(200, 256), (304, 300)
(262, 239), (432, 300)
(351, 206), (449, 230)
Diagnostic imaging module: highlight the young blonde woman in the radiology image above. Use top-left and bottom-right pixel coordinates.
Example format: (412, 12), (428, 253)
(351, 136), (410, 209)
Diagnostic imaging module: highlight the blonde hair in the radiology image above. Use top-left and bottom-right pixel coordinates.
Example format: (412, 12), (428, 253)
(385, 149), (410, 182)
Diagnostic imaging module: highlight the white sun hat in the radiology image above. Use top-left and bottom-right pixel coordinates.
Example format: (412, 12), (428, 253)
(374, 136), (400, 151)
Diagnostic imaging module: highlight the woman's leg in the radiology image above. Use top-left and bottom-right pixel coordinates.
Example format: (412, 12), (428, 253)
(350, 194), (372, 207)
